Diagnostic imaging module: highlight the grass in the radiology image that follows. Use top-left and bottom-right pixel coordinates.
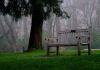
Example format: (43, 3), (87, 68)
(0, 50), (100, 70)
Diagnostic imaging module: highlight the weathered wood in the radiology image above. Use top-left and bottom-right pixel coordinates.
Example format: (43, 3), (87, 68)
(47, 46), (50, 56)
(46, 28), (92, 56)
(81, 43), (88, 45)
(57, 46), (59, 56)
(88, 37), (91, 55)
(88, 44), (91, 55)
(47, 43), (78, 47)
(77, 37), (81, 56)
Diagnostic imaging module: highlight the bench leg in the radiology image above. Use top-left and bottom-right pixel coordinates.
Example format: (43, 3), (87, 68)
(77, 44), (81, 56)
(57, 46), (59, 56)
(78, 47), (81, 56)
(47, 46), (50, 56)
(88, 44), (91, 55)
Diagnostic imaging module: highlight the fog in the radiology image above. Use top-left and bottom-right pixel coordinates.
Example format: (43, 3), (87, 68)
(0, 0), (100, 52)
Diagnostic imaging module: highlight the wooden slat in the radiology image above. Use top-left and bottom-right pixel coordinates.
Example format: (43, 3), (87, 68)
(47, 43), (78, 46)
(46, 28), (91, 56)
(81, 43), (89, 45)
(47, 43), (89, 47)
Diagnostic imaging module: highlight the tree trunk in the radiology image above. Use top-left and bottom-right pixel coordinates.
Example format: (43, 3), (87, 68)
(28, 22), (42, 50)
(27, 3), (43, 51)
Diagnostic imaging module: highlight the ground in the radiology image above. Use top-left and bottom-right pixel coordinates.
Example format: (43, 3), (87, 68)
(0, 50), (100, 70)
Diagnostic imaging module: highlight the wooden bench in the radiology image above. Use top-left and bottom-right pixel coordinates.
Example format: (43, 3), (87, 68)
(47, 43), (90, 56)
(46, 29), (91, 56)
(47, 43), (77, 56)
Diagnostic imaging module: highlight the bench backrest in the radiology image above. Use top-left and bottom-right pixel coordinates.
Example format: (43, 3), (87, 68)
(45, 29), (90, 44)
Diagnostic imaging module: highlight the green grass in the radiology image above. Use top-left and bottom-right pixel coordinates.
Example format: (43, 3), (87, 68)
(0, 50), (100, 70)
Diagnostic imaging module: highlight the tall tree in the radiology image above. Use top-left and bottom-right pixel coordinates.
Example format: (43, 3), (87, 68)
(0, 0), (69, 51)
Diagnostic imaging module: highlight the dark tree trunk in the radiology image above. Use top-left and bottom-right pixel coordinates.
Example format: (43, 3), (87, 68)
(27, 2), (43, 51)
(28, 22), (42, 50)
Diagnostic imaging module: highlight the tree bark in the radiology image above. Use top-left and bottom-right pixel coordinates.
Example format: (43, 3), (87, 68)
(27, 3), (43, 51)
(28, 22), (43, 50)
